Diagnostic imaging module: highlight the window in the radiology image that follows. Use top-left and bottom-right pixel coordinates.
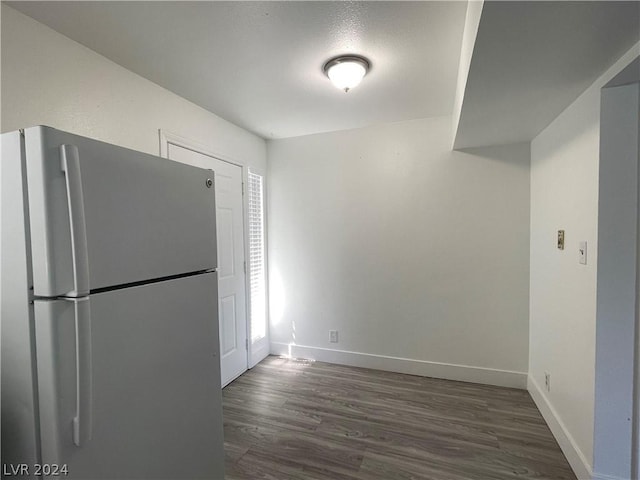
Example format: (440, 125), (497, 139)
(248, 171), (266, 342)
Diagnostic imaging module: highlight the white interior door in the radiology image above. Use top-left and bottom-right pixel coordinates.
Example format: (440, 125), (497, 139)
(167, 144), (248, 387)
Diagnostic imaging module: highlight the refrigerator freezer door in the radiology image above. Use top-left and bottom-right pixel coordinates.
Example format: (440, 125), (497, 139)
(24, 126), (217, 297)
(35, 272), (223, 479)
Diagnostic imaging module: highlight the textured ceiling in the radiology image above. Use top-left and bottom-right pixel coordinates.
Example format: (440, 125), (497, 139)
(8, 1), (468, 139)
(8, 1), (638, 145)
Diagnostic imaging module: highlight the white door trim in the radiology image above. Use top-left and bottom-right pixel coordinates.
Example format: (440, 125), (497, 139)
(159, 129), (269, 373)
(159, 130), (242, 168)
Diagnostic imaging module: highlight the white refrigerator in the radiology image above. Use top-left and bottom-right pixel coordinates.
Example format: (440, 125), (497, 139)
(2, 126), (225, 479)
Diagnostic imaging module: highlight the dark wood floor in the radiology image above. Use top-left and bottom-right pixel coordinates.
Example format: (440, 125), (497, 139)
(222, 356), (576, 480)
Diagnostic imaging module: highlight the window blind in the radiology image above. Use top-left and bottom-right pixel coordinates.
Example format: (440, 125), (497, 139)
(248, 171), (266, 342)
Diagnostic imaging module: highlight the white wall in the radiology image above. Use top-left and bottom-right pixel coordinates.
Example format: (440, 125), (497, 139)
(529, 44), (639, 479)
(268, 116), (530, 387)
(0, 4), (266, 171)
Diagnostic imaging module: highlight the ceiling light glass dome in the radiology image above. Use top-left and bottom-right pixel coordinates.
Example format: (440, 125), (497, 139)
(323, 55), (370, 92)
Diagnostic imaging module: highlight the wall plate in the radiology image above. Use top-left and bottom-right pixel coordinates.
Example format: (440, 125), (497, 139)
(579, 241), (587, 265)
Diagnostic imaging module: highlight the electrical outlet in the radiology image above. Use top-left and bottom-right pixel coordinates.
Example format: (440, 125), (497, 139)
(329, 330), (338, 343)
(544, 372), (551, 392)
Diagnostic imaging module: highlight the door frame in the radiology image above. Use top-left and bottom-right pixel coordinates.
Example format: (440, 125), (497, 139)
(159, 129), (269, 371)
(593, 63), (639, 480)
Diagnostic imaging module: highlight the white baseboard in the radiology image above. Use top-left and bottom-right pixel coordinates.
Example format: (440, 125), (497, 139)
(270, 342), (527, 389)
(527, 375), (592, 480)
(591, 474), (630, 480)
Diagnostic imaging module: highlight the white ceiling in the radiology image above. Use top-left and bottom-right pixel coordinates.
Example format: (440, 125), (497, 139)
(454, 1), (640, 149)
(7, 1), (639, 145)
(8, 1), (468, 140)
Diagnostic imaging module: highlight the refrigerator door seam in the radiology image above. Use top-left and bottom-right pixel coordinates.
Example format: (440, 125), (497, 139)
(86, 269), (216, 295)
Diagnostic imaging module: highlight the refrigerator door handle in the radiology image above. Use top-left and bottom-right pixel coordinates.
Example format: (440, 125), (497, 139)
(71, 297), (93, 447)
(60, 144), (90, 297)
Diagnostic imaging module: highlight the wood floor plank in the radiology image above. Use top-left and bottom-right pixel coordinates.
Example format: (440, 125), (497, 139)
(246, 433), (365, 474)
(315, 415), (500, 455)
(224, 441), (249, 465)
(358, 449), (500, 480)
(223, 356), (576, 480)
(224, 402), (323, 432)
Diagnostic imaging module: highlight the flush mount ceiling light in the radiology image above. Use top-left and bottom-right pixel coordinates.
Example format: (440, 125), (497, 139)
(323, 55), (370, 93)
